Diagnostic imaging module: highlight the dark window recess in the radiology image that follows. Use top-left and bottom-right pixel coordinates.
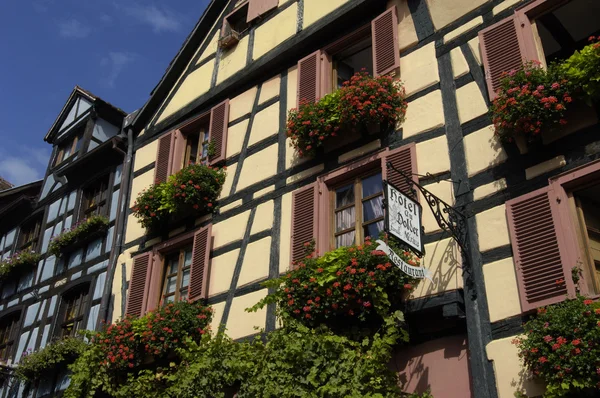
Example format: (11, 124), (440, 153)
(59, 288), (89, 338)
(184, 121), (210, 166)
(333, 38), (374, 89)
(82, 177), (109, 218)
(161, 246), (193, 304)
(19, 218), (42, 251)
(0, 312), (19, 363)
(220, 2), (250, 49)
(536, 0), (600, 63)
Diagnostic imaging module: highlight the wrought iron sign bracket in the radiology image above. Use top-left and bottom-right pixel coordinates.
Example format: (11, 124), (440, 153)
(385, 161), (470, 266)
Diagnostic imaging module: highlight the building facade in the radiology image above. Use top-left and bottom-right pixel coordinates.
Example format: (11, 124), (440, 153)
(0, 87), (127, 397)
(1, 0), (598, 396)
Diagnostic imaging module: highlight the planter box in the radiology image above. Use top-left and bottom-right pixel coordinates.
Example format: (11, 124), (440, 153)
(54, 226), (108, 257)
(219, 31), (240, 49)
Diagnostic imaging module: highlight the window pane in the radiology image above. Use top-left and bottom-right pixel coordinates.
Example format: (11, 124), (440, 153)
(363, 195), (384, 222)
(364, 220), (385, 240)
(336, 185), (354, 208)
(335, 206), (355, 232)
(168, 259), (178, 274)
(181, 269), (190, 289)
(165, 277), (177, 294)
(362, 173), (382, 198)
(183, 249), (193, 267)
(180, 291), (188, 302)
(336, 231), (355, 248)
(165, 295), (175, 304)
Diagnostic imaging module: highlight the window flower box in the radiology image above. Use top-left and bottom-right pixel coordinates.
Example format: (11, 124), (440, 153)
(0, 250), (41, 279)
(132, 163), (226, 231)
(48, 215), (109, 257)
(287, 72), (407, 158)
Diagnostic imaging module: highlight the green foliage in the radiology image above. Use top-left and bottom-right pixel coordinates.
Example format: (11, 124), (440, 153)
(560, 37), (600, 104)
(490, 61), (572, 143)
(287, 73), (408, 158)
(514, 296), (600, 397)
(0, 250), (41, 278)
(250, 237), (418, 332)
(48, 215), (109, 257)
(16, 336), (88, 382)
(132, 163), (226, 230)
(207, 139), (217, 158)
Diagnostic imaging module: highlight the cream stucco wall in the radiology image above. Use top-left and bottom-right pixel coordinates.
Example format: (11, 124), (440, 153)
(209, 249), (240, 296)
(225, 289), (268, 339)
(196, 31), (219, 65)
(426, 0), (490, 30)
(129, 169), (155, 208)
(411, 238), (463, 299)
(476, 205), (511, 252)
(388, 0), (419, 51)
(279, 192), (293, 274)
(303, 0), (349, 28)
(259, 75), (281, 105)
(238, 237), (272, 286)
(456, 82), (488, 124)
(213, 210), (251, 249)
(230, 86), (258, 121)
(416, 135), (451, 176)
(402, 90), (445, 138)
(287, 65), (298, 112)
(483, 257), (522, 322)
(220, 163), (237, 199)
(450, 48), (469, 79)
(236, 143), (279, 191)
(400, 42), (439, 96)
(133, 140), (158, 172)
(464, 125), (508, 177)
(253, 4), (298, 60)
(227, 120), (249, 157)
(487, 337), (545, 398)
(251, 200), (275, 234)
(249, 102), (280, 146)
(216, 36), (249, 85)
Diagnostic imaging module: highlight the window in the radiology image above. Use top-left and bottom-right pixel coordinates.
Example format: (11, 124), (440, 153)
(220, 2), (249, 49)
(19, 218), (41, 250)
(183, 121), (210, 166)
(82, 177), (109, 218)
(572, 184), (600, 294)
(332, 172), (384, 248)
(332, 37), (374, 89)
(0, 229), (16, 261)
(54, 132), (83, 166)
(296, 7), (399, 103)
(59, 288), (89, 337)
(534, 0), (600, 64)
(161, 246), (193, 304)
(0, 313), (19, 363)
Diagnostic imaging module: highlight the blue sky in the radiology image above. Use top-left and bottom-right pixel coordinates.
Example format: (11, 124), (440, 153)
(0, 0), (209, 186)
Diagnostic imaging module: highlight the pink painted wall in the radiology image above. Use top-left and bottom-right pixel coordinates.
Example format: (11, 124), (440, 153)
(391, 335), (472, 398)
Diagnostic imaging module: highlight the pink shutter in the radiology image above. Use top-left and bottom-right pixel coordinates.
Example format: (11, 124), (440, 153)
(208, 100), (229, 166)
(291, 183), (319, 263)
(155, 132), (174, 183)
(170, 130), (185, 175)
(297, 51), (322, 105)
(188, 224), (212, 301)
(247, 0), (278, 22)
(382, 144), (417, 196)
(125, 252), (152, 317)
(478, 15), (536, 100)
(371, 7), (400, 77)
(506, 186), (573, 312)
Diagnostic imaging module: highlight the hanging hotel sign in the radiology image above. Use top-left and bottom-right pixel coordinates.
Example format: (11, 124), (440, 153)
(375, 240), (433, 283)
(384, 181), (424, 256)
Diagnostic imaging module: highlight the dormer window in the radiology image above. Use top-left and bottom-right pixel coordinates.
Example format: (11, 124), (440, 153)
(219, 1), (250, 49)
(54, 131), (83, 167)
(81, 176), (109, 219)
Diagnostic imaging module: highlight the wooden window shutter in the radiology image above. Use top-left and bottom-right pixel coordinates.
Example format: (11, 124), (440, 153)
(506, 186), (574, 312)
(188, 224), (212, 301)
(170, 130), (185, 175)
(478, 14), (537, 100)
(208, 100), (229, 166)
(371, 6), (400, 77)
(291, 183), (319, 263)
(297, 51), (322, 105)
(125, 252), (153, 317)
(382, 144), (417, 196)
(247, 0), (278, 22)
(155, 132), (174, 183)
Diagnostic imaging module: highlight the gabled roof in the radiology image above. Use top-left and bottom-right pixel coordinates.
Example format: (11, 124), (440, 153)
(131, 0), (229, 133)
(45, 86), (128, 143)
(0, 180), (42, 211)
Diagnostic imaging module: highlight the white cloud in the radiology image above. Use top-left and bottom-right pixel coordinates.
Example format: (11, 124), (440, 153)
(58, 19), (92, 39)
(117, 3), (182, 33)
(101, 51), (137, 88)
(0, 147), (50, 186)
